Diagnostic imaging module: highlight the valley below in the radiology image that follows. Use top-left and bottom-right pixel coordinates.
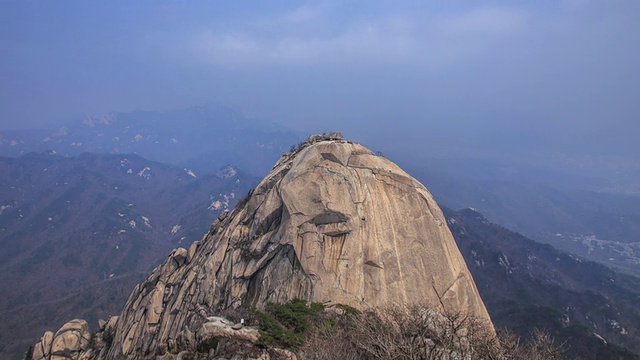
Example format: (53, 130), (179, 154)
(1, 110), (639, 359)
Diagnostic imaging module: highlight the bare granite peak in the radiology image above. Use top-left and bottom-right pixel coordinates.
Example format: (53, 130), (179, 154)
(31, 134), (491, 359)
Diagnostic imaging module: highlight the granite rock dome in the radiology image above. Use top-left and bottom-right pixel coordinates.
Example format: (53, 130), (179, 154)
(33, 133), (492, 359)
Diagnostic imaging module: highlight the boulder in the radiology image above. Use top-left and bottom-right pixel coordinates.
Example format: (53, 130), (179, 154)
(31, 331), (53, 360)
(104, 316), (118, 332)
(171, 247), (188, 267)
(32, 319), (91, 360)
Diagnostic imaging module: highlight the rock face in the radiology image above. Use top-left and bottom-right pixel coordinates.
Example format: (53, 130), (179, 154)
(32, 319), (93, 360)
(34, 133), (491, 359)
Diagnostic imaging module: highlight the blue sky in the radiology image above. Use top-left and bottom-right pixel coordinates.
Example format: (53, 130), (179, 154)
(1, 1), (639, 157)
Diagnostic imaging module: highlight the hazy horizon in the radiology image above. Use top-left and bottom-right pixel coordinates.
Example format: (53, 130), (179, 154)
(2, 1), (639, 159)
(3, 4), (640, 357)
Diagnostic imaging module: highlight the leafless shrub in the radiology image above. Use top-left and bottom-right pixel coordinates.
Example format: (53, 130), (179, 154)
(497, 328), (566, 360)
(527, 328), (565, 360)
(209, 298), (564, 360)
(344, 305), (502, 360)
(300, 316), (360, 360)
(299, 304), (564, 360)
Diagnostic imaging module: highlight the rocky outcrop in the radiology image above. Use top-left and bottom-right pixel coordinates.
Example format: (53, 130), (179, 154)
(32, 133), (492, 359)
(32, 319), (92, 360)
(197, 317), (260, 345)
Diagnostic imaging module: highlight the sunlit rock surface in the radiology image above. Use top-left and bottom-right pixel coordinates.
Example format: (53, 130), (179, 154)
(33, 133), (491, 359)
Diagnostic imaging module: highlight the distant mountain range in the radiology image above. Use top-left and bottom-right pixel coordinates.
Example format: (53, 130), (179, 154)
(0, 104), (302, 177)
(0, 151), (258, 358)
(2, 104), (637, 276)
(404, 159), (640, 277)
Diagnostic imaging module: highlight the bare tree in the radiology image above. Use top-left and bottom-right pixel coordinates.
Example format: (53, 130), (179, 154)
(295, 300), (564, 360)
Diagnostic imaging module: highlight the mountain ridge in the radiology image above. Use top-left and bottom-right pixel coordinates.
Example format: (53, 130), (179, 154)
(448, 207), (640, 359)
(0, 151), (258, 359)
(0, 105), (301, 177)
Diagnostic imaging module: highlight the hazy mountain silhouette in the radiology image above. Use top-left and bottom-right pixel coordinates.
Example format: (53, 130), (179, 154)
(0, 104), (302, 177)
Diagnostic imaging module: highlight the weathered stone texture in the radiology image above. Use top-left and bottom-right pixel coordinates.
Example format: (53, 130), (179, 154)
(31, 133), (491, 359)
(99, 134), (491, 359)
(32, 319), (91, 360)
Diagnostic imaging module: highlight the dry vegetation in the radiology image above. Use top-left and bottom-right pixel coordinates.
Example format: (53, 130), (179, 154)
(29, 298), (565, 359)
(227, 298), (565, 359)
(298, 304), (565, 360)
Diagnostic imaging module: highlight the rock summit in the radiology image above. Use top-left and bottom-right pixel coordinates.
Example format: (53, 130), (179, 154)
(33, 132), (491, 359)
